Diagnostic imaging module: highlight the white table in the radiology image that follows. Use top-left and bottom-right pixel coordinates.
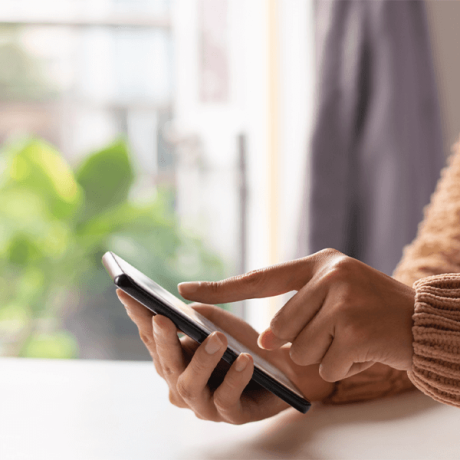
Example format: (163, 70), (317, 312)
(1, 358), (458, 460)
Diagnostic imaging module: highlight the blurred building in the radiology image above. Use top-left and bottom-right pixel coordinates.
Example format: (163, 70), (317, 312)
(0, 0), (316, 341)
(3, 0), (459, 360)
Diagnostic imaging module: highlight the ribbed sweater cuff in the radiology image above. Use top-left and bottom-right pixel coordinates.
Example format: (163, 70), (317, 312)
(408, 274), (460, 407)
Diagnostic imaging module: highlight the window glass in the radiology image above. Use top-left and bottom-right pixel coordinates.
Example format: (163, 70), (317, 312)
(0, 0), (314, 360)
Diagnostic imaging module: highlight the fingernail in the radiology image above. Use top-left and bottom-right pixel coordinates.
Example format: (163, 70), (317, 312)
(205, 333), (223, 354)
(178, 282), (200, 294)
(235, 354), (249, 372)
(258, 328), (286, 350)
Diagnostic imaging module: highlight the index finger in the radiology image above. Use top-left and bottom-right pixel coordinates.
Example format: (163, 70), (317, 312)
(178, 251), (330, 304)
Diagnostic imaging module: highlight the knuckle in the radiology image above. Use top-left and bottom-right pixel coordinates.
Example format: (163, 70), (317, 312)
(334, 300), (358, 325)
(319, 248), (342, 257)
(325, 265), (343, 282)
(213, 394), (231, 412)
(194, 412), (218, 422)
(343, 319), (368, 343)
(207, 281), (221, 295)
(168, 391), (186, 408)
(226, 416), (245, 426)
(333, 298), (351, 316)
(231, 419), (245, 426)
(333, 254), (357, 271)
(176, 378), (197, 402)
(214, 400), (240, 424)
(168, 392), (176, 405)
(161, 363), (176, 378)
(242, 269), (266, 289)
(317, 248), (343, 263)
(139, 331), (154, 347)
(323, 256), (356, 283)
(213, 393), (244, 424)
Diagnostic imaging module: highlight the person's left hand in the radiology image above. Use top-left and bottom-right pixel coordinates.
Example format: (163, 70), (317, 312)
(117, 290), (334, 424)
(178, 249), (416, 382)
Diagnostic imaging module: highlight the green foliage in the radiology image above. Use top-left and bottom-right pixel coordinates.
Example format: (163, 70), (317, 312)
(0, 137), (226, 358)
(76, 140), (134, 221)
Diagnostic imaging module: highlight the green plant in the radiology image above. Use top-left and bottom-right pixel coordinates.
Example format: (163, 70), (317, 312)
(0, 137), (226, 358)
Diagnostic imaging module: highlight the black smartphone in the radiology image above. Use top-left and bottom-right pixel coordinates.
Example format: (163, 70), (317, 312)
(102, 251), (311, 414)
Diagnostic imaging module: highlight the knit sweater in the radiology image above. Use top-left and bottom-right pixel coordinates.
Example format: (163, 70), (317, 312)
(324, 140), (460, 406)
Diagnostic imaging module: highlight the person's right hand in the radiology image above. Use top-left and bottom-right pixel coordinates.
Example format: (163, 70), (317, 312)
(117, 289), (335, 425)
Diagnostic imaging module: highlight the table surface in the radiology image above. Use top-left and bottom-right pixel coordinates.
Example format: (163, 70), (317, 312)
(1, 357), (459, 460)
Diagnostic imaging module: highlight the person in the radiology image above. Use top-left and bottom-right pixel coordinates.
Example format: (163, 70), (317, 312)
(117, 140), (460, 424)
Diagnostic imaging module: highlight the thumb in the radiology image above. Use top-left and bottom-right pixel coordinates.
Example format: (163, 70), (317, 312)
(318, 338), (374, 382)
(257, 328), (288, 350)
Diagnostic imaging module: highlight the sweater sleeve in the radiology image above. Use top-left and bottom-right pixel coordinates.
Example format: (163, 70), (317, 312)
(324, 140), (460, 405)
(392, 141), (460, 284)
(408, 274), (460, 406)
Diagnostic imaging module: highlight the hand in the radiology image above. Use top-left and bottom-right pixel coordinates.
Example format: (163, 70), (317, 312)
(178, 249), (416, 382)
(117, 290), (334, 424)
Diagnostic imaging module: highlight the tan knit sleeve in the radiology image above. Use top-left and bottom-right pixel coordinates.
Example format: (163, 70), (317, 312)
(393, 140), (460, 284)
(408, 274), (460, 406)
(323, 140), (460, 405)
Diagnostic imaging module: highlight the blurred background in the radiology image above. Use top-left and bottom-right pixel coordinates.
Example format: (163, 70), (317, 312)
(0, 0), (459, 361)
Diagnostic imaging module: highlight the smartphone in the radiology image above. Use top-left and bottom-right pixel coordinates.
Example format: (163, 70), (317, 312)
(102, 251), (311, 414)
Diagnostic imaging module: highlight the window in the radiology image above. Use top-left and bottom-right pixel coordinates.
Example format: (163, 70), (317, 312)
(0, 0), (314, 359)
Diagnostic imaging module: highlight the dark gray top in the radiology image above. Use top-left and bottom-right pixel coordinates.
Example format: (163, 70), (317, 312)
(299, 0), (445, 276)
